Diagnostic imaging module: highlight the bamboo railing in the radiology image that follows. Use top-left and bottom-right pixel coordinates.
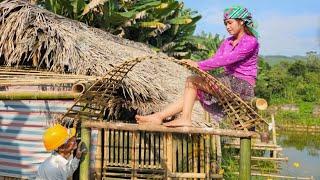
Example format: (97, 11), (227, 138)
(81, 121), (257, 180)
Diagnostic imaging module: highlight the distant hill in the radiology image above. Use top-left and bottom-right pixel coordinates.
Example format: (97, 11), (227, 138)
(261, 55), (308, 66)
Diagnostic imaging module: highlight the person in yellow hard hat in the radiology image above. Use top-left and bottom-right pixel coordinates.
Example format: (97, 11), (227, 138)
(36, 124), (86, 180)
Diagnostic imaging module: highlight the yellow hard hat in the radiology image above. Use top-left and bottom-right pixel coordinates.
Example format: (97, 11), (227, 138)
(43, 124), (76, 151)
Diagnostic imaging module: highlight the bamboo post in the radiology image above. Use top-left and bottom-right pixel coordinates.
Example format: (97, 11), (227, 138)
(193, 136), (198, 180)
(172, 136), (177, 173)
(205, 135), (210, 180)
(209, 135), (217, 174)
(200, 136), (205, 173)
(216, 127), (222, 170)
(95, 129), (102, 180)
(166, 133), (173, 180)
(239, 137), (251, 180)
(103, 130), (109, 177)
(80, 126), (91, 180)
(114, 130), (119, 166)
(132, 132), (138, 180)
(271, 114), (277, 158)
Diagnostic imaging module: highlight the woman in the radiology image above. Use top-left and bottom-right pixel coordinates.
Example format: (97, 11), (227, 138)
(136, 5), (259, 127)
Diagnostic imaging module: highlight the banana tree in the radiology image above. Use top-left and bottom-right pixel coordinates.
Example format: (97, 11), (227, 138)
(32, 0), (205, 59)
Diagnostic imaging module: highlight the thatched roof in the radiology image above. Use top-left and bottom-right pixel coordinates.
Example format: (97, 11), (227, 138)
(0, 0), (209, 126)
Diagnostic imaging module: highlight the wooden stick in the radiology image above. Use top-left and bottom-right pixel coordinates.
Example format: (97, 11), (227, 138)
(81, 121), (258, 138)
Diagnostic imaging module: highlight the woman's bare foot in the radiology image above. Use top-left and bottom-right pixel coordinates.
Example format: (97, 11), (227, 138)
(162, 118), (192, 127)
(135, 113), (163, 125)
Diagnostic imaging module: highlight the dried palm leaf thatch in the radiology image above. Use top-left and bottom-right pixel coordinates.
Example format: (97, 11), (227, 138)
(0, 0), (208, 126)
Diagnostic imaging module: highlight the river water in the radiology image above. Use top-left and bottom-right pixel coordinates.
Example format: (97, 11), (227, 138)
(278, 130), (320, 179)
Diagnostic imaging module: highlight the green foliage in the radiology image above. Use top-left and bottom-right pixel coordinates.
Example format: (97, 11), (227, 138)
(36, 0), (202, 59)
(221, 147), (277, 179)
(275, 102), (320, 125)
(256, 54), (320, 104)
(288, 60), (307, 77)
(188, 32), (223, 75)
(189, 32), (223, 61)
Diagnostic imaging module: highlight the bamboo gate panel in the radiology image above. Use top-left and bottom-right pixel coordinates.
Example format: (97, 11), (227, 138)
(55, 56), (268, 179)
(83, 122), (258, 180)
(101, 130), (213, 179)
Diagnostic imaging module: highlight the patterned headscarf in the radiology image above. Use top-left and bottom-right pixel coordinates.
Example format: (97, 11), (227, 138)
(223, 5), (258, 37)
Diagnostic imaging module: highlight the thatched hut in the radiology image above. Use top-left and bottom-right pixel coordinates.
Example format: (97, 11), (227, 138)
(0, 0), (207, 122)
(0, 1), (211, 179)
(0, 1), (270, 179)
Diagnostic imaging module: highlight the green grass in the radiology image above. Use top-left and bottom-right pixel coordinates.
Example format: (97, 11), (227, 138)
(274, 102), (320, 126)
(221, 147), (277, 179)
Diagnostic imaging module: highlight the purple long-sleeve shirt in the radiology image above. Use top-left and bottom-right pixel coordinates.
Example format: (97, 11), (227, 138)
(197, 34), (259, 85)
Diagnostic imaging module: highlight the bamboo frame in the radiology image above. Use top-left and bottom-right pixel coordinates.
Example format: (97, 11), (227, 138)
(82, 121), (258, 138)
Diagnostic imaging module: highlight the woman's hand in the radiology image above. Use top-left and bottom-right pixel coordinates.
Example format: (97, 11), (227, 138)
(181, 59), (199, 68)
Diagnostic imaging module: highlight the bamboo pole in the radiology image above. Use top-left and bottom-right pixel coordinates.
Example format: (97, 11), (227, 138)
(233, 172), (314, 180)
(95, 129), (102, 180)
(132, 132), (138, 180)
(169, 172), (206, 178)
(0, 91), (79, 100)
(162, 133), (167, 178)
(271, 114), (277, 158)
(205, 135), (210, 180)
(200, 136), (205, 174)
(210, 134), (217, 174)
(239, 137), (251, 180)
(193, 136), (198, 180)
(166, 133), (173, 180)
(141, 132), (145, 168)
(104, 130), (109, 177)
(216, 124), (222, 171)
(80, 126), (91, 180)
(72, 81), (92, 93)
(81, 121), (258, 138)
(172, 137), (177, 173)
(233, 156), (288, 161)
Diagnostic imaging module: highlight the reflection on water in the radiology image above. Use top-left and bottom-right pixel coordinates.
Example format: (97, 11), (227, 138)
(278, 130), (320, 179)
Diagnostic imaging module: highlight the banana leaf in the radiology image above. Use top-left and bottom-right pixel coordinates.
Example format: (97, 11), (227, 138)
(167, 17), (192, 25)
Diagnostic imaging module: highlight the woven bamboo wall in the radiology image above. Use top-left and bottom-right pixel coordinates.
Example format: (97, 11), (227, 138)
(99, 130), (222, 179)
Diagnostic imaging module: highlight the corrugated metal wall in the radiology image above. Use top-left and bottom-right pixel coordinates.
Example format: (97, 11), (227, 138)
(0, 100), (74, 179)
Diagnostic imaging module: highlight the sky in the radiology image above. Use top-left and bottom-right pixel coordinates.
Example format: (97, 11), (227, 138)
(183, 0), (320, 56)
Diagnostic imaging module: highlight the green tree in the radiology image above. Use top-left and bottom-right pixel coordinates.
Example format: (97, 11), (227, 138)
(287, 60), (307, 77)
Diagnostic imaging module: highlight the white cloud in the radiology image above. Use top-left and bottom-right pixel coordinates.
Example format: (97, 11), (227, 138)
(257, 13), (320, 55)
